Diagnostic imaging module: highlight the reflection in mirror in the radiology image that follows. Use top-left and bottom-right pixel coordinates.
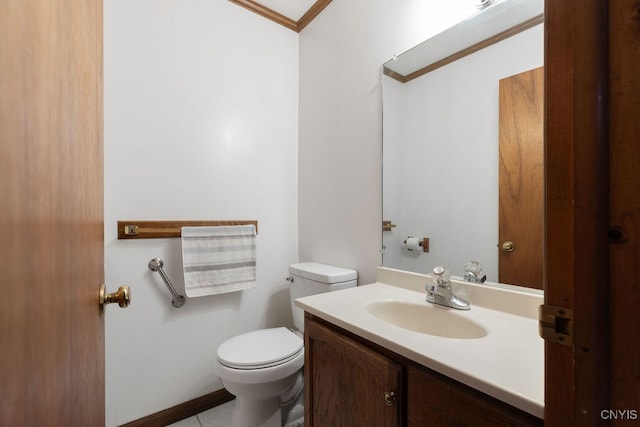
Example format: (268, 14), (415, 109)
(382, 0), (544, 289)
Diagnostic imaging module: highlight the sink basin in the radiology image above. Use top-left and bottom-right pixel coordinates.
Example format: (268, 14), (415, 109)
(366, 300), (488, 339)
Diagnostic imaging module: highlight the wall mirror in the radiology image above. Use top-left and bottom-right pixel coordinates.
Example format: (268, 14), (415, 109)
(382, 0), (544, 289)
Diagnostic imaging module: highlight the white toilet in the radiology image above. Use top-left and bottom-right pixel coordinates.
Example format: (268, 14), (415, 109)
(215, 262), (357, 427)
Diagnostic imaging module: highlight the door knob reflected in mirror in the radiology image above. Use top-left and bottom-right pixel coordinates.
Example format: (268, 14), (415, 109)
(99, 283), (131, 310)
(501, 241), (515, 252)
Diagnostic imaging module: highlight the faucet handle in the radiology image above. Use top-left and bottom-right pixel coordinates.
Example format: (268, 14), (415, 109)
(432, 266), (450, 284)
(464, 261), (486, 283)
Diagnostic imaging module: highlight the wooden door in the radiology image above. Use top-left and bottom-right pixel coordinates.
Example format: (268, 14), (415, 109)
(305, 315), (403, 426)
(544, 0), (611, 425)
(0, 1), (105, 425)
(609, 0), (640, 413)
(498, 67), (544, 289)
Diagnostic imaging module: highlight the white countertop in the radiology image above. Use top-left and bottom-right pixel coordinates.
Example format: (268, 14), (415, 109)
(295, 267), (544, 419)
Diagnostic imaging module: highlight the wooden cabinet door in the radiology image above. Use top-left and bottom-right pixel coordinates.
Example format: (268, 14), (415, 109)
(407, 365), (542, 427)
(0, 0), (104, 424)
(498, 66), (544, 289)
(305, 316), (403, 426)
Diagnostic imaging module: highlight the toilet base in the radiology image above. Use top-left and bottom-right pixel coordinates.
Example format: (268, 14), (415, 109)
(227, 379), (304, 427)
(231, 396), (281, 427)
(281, 380), (304, 427)
(282, 402), (304, 427)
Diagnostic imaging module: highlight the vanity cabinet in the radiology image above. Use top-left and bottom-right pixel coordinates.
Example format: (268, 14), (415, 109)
(304, 314), (403, 426)
(304, 314), (542, 427)
(406, 365), (541, 426)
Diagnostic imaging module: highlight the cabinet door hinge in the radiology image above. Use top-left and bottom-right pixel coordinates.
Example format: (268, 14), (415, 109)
(538, 304), (573, 346)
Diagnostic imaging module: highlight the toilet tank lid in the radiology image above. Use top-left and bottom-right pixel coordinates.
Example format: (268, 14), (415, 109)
(289, 262), (357, 284)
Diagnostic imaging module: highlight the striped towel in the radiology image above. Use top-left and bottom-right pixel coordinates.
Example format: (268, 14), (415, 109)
(181, 225), (257, 297)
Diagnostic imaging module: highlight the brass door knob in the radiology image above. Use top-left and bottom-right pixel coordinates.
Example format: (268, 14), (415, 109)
(99, 284), (131, 309)
(501, 241), (515, 252)
(383, 391), (396, 406)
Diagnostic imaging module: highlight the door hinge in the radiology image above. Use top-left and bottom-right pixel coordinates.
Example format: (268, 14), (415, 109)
(538, 304), (573, 346)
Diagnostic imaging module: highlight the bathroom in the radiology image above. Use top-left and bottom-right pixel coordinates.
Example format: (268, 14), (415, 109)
(103, 1), (490, 425)
(2, 0), (637, 425)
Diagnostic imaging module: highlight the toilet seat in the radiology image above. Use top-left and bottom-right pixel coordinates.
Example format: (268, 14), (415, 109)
(217, 327), (303, 370)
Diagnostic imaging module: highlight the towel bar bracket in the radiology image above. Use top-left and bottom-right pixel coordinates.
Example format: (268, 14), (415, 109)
(148, 258), (186, 308)
(124, 225), (139, 236)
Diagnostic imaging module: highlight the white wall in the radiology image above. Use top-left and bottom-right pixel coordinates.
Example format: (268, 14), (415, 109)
(383, 25), (544, 281)
(298, 0), (487, 284)
(104, 1), (298, 425)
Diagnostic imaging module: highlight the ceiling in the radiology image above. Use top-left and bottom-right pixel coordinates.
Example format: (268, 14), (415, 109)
(229, 0), (332, 32)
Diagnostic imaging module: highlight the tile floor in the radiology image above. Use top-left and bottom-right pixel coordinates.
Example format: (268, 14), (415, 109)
(167, 399), (235, 427)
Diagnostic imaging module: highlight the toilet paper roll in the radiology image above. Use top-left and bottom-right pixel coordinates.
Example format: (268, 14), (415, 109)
(405, 237), (421, 251)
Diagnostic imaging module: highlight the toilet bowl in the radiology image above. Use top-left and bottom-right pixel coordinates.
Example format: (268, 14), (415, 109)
(215, 327), (304, 427)
(215, 262), (357, 427)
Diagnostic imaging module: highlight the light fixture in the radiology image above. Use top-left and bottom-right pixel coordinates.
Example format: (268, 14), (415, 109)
(475, 0), (494, 9)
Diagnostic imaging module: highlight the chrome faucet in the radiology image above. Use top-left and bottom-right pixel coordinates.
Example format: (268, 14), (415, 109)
(463, 261), (486, 284)
(426, 266), (470, 310)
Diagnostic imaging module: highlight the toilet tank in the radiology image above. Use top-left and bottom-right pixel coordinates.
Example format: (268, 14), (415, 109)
(289, 262), (357, 332)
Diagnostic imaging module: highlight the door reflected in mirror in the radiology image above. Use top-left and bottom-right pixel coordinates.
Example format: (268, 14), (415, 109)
(498, 67), (544, 289)
(382, 2), (544, 289)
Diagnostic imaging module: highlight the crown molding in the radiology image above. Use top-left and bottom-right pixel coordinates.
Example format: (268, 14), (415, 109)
(229, 0), (332, 33)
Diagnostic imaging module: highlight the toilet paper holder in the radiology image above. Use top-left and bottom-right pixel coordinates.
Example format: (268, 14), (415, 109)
(404, 237), (429, 253)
